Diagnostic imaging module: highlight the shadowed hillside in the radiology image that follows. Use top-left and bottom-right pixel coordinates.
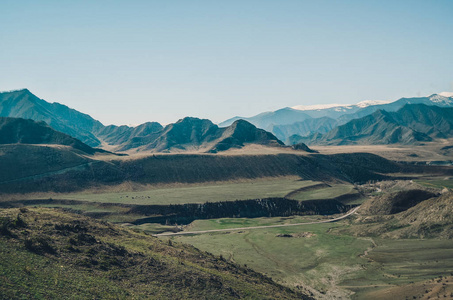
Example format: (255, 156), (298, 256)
(359, 189), (438, 215)
(0, 149), (416, 194)
(0, 117), (102, 154)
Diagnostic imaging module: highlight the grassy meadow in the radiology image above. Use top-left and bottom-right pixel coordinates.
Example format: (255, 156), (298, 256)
(4, 173), (453, 299)
(165, 216), (453, 299)
(32, 178), (321, 205)
(415, 178), (453, 189)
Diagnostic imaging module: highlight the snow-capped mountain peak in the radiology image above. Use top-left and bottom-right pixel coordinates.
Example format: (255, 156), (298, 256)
(429, 93), (453, 104)
(291, 103), (352, 111)
(292, 99), (390, 111)
(356, 100), (391, 108)
(438, 92), (453, 97)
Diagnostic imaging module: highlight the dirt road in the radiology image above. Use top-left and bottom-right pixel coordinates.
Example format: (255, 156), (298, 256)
(154, 205), (360, 237)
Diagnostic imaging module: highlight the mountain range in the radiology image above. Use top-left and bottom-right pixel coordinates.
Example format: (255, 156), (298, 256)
(220, 100), (390, 129)
(220, 94), (453, 143)
(0, 89), (284, 153)
(292, 104), (453, 145)
(118, 117), (283, 153)
(2, 89), (453, 152)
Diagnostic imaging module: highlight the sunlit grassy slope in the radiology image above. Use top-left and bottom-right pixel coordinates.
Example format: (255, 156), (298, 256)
(0, 208), (312, 299)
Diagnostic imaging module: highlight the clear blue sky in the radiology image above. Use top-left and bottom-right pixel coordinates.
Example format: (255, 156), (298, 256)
(1, 0), (452, 125)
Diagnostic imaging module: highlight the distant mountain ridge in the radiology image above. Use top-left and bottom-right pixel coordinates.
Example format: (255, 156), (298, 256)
(0, 89), (165, 148)
(337, 94), (453, 124)
(219, 99), (392, 129)
(271, 117), (338, 143)
(293, 104), (453, 145)
(3, 89), (453, 151)
(119, 117), (284, 152)
(220, 108), (313, 130)
(0, 89), (283, 153)
(220, 94), (453, 142)
(96, 122), (163, 145)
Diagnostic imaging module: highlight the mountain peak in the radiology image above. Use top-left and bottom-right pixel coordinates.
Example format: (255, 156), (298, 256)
(292, 103), (351, 111)
(176, 116), (213, 125)
(231, 118), (256, 128)
(0, 88), (31, 95)
(18, 88), (31, 94)
(356, 100), (391, 107)
(292, 100), (390, 111)
(428, 94), (453, 105)
(439, 92), (453, 97)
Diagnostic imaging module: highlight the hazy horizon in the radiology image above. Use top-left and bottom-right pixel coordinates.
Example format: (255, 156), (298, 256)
(2, 1), (452, 126)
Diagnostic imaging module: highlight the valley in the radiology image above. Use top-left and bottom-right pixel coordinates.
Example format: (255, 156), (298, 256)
(3, 1), (453, 298)
(170, 217), (453, 300)
(2, 164), (453, 299)
(1, 89), (453, 299)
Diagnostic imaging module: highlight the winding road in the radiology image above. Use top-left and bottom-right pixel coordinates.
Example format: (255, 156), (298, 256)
(153, 205), (360, 237)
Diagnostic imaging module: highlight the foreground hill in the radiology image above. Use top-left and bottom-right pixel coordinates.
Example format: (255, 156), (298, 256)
(293, 104), (453, 145)
(0, 208), (311, 299)
(0, 117), (102, 155)
(119, 118), (284, 152)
